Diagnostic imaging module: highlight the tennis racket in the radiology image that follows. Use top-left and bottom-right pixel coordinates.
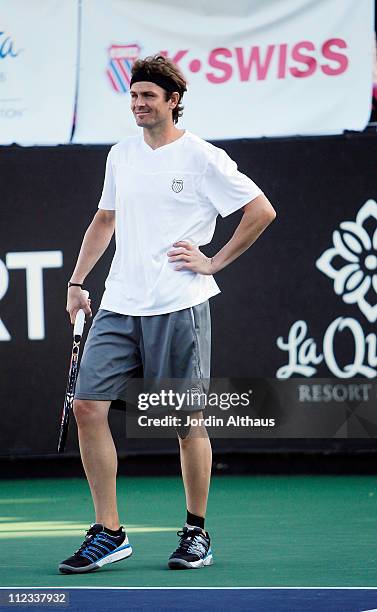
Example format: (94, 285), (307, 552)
(57, 292), (89, 453)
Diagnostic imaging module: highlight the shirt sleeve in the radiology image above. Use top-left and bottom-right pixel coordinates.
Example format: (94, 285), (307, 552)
(201, 147), (263, 218)
(98, 149), (116, 210)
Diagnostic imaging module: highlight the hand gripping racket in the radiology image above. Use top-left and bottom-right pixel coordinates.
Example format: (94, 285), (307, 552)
(57, 292), (89, 453)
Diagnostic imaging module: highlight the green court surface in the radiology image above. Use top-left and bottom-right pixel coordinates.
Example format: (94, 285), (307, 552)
(0, 475), (376, 587)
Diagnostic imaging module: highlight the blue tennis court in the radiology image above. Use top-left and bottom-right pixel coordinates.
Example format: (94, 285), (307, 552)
(2, 588), (377, 612)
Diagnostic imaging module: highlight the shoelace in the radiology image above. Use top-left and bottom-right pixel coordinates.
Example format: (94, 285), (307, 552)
(75, 526), (100, 555)
(176, 529), (208, 557)
(75, 527), (118, 557)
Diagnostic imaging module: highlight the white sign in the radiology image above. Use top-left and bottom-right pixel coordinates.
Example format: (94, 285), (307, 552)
(0, 0), (77, 145)
(73, 0), (374, 143)
(316, 200), (377, 323)
(277, 199), (377, 379)
(0, 251), (63, 340)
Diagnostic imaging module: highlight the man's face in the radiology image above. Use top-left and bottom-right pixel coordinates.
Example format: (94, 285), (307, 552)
(130, 81), (176, 128)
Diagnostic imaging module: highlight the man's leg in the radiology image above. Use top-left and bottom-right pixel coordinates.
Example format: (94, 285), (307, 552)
(178, 412), (212, 519)
(140, 303), (213, 568)
(168, 413), (213, 569)
(73, 398), (120, 530)
(59, 310), (140, 573)
(59, 398), (132, 573)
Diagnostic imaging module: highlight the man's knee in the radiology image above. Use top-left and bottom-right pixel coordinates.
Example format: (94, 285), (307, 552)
(73, 399), (107, 426)
(177, 411), (209, 444)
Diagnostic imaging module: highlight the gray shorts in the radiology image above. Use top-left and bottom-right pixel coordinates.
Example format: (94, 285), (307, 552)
(75, 301), (211, 411)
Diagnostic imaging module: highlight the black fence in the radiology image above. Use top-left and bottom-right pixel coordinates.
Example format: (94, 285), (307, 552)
(1, 132), (377, 458)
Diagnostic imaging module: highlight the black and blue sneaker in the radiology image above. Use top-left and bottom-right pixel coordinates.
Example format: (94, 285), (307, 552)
(168, 526), (213, 569)
(58, 523), (132, 574)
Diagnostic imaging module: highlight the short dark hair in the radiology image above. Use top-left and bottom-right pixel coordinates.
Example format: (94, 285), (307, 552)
(131, 55), (187, 124)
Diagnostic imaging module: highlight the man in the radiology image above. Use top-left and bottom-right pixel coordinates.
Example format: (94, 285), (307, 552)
(59, 55), (276, 574)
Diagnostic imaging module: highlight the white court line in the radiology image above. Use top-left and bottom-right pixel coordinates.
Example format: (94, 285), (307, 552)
(1, 586), (377, 590)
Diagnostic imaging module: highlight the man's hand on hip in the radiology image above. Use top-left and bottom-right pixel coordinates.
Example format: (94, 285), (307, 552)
(168, 241), (215, 275)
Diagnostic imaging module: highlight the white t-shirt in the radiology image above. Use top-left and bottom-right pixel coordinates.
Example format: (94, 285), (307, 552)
(98, 130), (262, 316)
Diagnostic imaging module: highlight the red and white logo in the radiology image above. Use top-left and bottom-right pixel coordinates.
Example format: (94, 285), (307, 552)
(106, 44), (141, 93)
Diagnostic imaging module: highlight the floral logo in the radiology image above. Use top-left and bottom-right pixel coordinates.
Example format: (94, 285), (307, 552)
(316, 199), (377, 323)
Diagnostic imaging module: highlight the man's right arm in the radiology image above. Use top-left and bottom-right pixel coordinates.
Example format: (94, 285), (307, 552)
(66, 209), (115, 323)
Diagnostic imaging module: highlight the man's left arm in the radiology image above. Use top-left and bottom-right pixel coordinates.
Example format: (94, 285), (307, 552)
(168, 194), (276, 274)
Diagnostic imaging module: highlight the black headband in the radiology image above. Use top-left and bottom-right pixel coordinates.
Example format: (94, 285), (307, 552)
(130, 69), (184, 94)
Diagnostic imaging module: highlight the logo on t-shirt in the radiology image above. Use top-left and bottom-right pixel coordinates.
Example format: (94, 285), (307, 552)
(172, 179), (183, 193)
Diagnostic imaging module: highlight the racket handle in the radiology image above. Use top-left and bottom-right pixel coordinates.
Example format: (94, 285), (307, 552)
(73, 290), (89, 337)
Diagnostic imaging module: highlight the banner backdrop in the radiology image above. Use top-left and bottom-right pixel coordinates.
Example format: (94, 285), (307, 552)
(1, 133), (377, 457)
(0, 0), (78, 145)
(73, 0), (374, 143)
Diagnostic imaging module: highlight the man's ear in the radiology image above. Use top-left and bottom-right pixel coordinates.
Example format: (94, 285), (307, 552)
(169, 92), (180, 109)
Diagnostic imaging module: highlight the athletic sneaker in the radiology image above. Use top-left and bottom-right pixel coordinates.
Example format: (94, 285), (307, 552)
(168, 526), (213, 569)
(58, 523), (132, 574)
